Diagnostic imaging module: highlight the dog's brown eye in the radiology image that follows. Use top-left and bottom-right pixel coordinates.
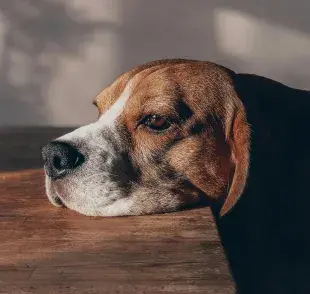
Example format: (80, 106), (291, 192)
(141, 115), (171, 131)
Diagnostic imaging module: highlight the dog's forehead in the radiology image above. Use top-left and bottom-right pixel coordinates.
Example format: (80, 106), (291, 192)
(94, 60), (185, 112)
(94, 60), (233, 121)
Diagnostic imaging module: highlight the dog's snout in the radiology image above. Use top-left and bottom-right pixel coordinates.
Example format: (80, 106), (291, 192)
(42, 142), (84, 180)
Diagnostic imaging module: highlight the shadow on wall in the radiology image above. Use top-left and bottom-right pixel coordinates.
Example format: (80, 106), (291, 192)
(121, 0), (310, 89)
(0, 0), (117, 126)
(0, 0), (309, 126)
(213, 2), (310, 89)
(0, 127), (74, 171)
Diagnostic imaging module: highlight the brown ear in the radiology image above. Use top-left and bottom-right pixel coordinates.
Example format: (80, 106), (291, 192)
(220, 103), (251, 216)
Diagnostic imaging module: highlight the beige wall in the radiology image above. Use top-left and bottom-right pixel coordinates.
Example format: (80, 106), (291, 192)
(0, 0), (309, 126)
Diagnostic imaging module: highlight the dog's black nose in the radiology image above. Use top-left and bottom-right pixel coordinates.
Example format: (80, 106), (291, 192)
(42, 142), (84, 180)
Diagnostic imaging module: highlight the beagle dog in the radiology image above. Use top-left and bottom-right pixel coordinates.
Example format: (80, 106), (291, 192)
(42, 59), (250, 217)
(42, 59), (310, 292)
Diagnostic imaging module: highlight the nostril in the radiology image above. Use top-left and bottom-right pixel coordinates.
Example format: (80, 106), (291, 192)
(53, 156), (63, 170)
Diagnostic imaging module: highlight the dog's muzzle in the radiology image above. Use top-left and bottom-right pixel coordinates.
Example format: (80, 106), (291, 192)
(42, 141), (85, 180)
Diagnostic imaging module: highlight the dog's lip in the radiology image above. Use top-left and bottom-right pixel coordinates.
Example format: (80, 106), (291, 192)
(45, 176), (65, 207)
(49, 194), (65, 208)
(50, 185), (66, 208)
(54, 195), (65, 207)
(54, 188), (66, 207)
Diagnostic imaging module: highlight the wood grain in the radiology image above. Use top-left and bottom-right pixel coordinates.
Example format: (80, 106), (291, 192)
(0, 128), (233, 294)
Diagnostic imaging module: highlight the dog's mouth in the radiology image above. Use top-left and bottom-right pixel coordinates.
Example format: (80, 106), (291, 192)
(45, 177), (66, 208)
(54, 194), (65, 207)
(53, 186), (67, 208)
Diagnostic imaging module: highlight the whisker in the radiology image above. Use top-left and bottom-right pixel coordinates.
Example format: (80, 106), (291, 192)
(78, 172), (108, 184)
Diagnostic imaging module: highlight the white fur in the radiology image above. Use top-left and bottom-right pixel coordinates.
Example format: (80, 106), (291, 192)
(45, 80), (135, 216)
(99, 80), (133, 125)
(89, 197), (135, 217)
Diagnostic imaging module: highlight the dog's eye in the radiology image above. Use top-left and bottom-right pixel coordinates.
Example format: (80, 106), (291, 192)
(140, 115), (171, 131)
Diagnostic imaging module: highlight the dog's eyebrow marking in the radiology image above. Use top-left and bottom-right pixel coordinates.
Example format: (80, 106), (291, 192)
(99, 79), (133, 126)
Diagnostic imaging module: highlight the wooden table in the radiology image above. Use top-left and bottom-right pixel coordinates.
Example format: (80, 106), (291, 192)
(0, 127), (233, 294)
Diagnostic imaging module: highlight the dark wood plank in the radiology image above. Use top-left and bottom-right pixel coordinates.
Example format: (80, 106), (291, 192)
(0, 128), (234, 293)
(0, 127), (74, 171)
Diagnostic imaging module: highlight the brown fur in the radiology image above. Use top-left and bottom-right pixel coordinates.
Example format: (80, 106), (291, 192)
(93, 60), (250, 216)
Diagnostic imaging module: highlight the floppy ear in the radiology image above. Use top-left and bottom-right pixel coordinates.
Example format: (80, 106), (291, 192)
(220, 102), (251, 216)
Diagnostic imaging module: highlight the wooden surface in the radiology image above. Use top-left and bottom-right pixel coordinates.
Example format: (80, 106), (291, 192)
(0, 127), (233, 294)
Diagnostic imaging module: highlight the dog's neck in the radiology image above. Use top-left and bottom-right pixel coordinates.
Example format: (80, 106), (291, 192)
(213, 74), (310, 294)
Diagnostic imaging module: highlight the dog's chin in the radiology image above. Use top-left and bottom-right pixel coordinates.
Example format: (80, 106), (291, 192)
(44, 175), (136, 217)
(44, 175), (195, 217)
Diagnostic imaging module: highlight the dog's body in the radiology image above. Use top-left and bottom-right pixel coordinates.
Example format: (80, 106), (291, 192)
(213, 74), (310, 293)
(42, 59), (310, 293)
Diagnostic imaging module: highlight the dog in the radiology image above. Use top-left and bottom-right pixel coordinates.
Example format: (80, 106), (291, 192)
(42, 59), (250, 217)
(42, 59), (310, 293)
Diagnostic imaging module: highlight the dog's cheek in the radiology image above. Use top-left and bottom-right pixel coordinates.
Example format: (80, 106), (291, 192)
(129, 134), (168, 181)
(130, 186), (184, 215)
(166, 136), (229, 199)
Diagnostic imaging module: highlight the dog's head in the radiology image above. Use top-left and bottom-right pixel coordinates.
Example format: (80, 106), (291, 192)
(42, 59), (250, 217)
